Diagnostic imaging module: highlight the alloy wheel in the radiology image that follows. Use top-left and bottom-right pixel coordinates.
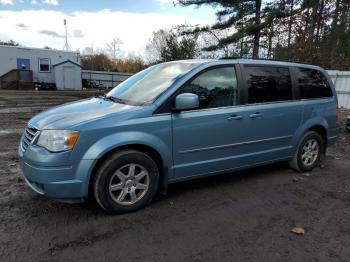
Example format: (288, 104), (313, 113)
(109, 163), (150, 205)
(301, 138), (319, 167)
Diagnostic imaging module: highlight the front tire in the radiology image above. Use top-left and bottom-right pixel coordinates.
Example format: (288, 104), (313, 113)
(289, 131), (324, 172)
(93, 150), (159, 214)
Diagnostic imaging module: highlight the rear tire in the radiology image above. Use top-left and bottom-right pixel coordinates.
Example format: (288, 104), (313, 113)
(93, 150), (159, 214)
(289, 131), (324, 172)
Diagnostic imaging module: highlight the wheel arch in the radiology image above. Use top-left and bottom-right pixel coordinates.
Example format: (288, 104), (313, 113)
(308, 125), (327, 147)
(292, 116), (329, 155)
(79, 130), (172, 199)
(88, 143), (168, 199)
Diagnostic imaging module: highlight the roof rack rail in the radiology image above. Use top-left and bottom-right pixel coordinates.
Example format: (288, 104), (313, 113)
(219, 56), (314, 66)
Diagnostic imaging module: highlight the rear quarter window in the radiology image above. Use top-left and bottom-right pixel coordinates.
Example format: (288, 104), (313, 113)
(296, 67), (333, 99)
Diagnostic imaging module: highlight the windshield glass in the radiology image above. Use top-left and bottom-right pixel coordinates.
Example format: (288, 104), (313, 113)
(107, 62), (200, 105)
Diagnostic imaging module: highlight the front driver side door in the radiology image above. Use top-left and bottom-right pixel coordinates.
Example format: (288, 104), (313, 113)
(171, 65), (246, 181)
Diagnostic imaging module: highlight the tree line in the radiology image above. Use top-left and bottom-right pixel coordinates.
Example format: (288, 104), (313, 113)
(80, 51), (146, 74)
(3, 0), (350, 71)
(80, 28), (199, 72)
(147, 0), (350, 70)
(174, 0), (350, 70)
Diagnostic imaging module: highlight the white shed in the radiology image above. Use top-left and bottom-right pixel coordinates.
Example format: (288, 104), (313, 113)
(53, 60), (82, 90)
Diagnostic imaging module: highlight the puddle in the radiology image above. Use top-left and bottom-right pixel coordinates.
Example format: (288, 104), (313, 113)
(0, 106), (48, 114)
(0, 130), (11, 136)
(0, 129), (24, 136)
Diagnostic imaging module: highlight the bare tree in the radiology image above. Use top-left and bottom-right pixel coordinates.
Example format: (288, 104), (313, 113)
(106, 38), (123, 59)
(145, 29), (169, 63)
(81, 46), (94, 55)
(145, 27), (199, 64)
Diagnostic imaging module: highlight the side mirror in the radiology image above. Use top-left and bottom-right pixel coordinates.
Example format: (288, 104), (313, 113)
(174, 93), (199, 111)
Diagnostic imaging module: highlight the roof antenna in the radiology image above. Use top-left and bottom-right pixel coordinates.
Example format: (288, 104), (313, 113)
(63, 19), (70, 51)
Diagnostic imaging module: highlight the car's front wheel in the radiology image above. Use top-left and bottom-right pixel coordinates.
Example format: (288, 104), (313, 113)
(93, 150), (159, 214)
(289, 131), (325, 172)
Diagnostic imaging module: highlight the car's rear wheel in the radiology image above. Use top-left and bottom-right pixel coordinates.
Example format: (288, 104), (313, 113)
(93, 150), (159, 214)
(289, 131), (325, 172)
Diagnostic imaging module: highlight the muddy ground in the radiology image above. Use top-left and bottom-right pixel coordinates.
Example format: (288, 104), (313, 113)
(0, 90), (349, 262)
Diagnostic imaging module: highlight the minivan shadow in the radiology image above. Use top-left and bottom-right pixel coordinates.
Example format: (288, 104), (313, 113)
(26, 162), (293, 216)
(159, 161), (292, 200)
(77, 162), (292, 213)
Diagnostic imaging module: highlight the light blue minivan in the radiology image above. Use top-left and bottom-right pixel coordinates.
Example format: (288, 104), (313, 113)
(19, 59), (339, 213)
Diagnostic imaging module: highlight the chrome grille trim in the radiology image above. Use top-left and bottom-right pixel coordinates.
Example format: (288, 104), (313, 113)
(26, 129), (36, 136)
(20, 126), (38, 152)
(22, 138), (29, 146)
(20, 142), (26, 152)
(24, 133), (32, 140)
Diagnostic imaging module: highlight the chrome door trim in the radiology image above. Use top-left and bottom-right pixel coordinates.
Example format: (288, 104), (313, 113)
(178, 135), (293, 154)
(328, 135), (338, 140)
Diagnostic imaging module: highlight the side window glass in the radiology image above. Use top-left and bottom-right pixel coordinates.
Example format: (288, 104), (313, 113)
(245, 66), (292, 104)
(180, 67), (238, 109)
(297, 68), (333, 99)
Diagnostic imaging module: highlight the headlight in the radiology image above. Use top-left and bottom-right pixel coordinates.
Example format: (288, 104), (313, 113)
(37, 130), (79, 152)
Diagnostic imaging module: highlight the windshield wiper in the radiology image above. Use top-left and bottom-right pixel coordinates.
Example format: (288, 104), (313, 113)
(103, 95), (126, 104)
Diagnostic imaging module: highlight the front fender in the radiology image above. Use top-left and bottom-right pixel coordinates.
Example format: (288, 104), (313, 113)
(82, 131), (172, 164)
(79, 131), (173, 196)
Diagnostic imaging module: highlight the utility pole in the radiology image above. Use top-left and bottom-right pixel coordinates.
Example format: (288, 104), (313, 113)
(63, 19), (70, 51)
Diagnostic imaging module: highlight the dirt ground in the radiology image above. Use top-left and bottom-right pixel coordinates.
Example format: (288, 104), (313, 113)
(0, 90), (349, 262)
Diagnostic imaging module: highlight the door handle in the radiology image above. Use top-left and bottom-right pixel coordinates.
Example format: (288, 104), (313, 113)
(227, 115), (243, 121)
(249, 112), (263, 118)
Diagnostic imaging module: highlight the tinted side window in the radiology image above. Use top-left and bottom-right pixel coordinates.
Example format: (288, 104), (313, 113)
(180, 67), (238, 109)
(296, 68), (333, 99)
(245, 66), (292, 104)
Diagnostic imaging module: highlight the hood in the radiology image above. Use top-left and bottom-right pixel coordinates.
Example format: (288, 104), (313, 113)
(29, 97), (138, 130)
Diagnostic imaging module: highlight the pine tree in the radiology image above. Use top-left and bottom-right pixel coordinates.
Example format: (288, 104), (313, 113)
(179, 0), (289, 58)
(319, 0), (350, 69)
(272, 0), (350, 69)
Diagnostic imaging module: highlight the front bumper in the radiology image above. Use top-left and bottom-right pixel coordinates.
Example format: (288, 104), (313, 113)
(19, 145), (95, 203)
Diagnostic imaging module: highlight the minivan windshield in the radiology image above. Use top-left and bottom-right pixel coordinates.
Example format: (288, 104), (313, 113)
(106, 62), (199, 105)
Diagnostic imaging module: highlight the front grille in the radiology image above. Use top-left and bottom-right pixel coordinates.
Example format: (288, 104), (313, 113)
(21, 126), (38, 152)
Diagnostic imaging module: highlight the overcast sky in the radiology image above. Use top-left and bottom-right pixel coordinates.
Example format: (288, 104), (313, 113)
(0, 0), (215, 56)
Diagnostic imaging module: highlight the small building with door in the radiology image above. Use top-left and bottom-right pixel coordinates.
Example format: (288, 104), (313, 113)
(53, 60), (82, 90)
(0, 45), (81, 90)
